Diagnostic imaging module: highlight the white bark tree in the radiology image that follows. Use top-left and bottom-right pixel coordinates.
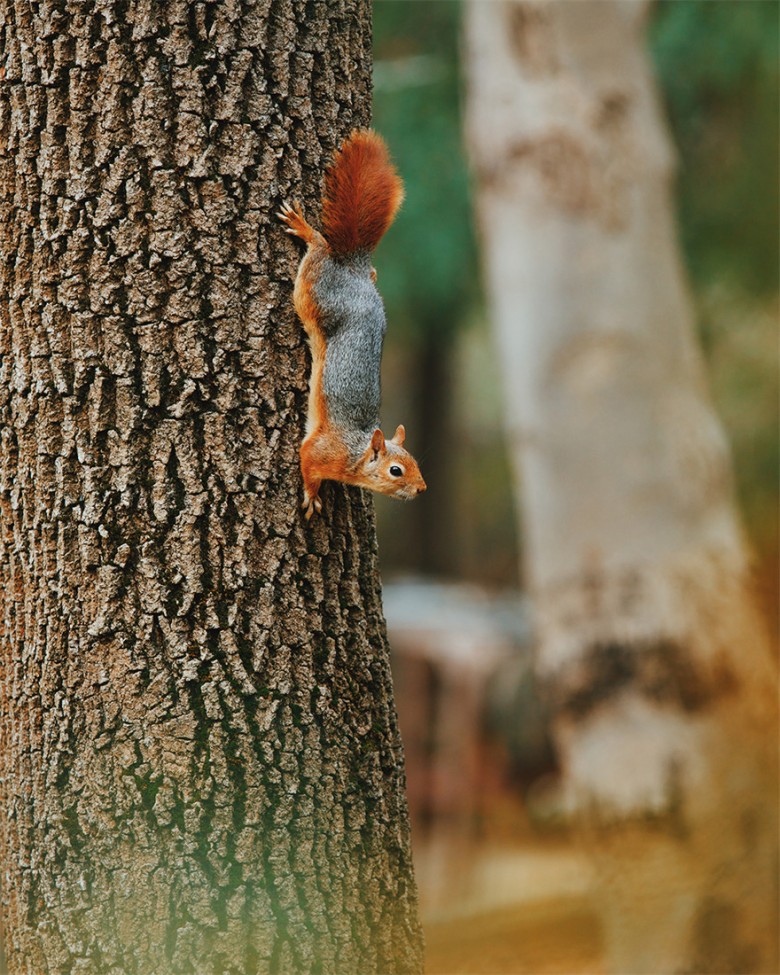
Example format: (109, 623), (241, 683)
(465, 2), (778, 972)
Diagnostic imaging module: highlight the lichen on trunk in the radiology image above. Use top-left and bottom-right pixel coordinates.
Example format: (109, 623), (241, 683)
(0, 1), (423, 973)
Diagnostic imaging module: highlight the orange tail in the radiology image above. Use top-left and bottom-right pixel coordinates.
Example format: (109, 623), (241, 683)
(321, 129), (404, 256)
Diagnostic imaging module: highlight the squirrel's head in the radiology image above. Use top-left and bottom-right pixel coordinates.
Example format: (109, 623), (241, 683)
(356, 426), (426, 500)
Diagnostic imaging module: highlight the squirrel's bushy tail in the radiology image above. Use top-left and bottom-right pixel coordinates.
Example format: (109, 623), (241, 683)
(321, 129), (404, 256)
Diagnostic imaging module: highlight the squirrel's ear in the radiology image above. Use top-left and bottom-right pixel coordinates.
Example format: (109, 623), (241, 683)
(370, 428), (386, 459)
(391, 424), (405, 446)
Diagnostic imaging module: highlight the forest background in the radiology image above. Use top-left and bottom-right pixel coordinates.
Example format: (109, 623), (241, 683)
(372, 2), (778, 971)
(373, 0), (778, 620)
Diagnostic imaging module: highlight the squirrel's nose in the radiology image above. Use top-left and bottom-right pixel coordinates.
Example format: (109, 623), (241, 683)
(416, 482), (427, 495)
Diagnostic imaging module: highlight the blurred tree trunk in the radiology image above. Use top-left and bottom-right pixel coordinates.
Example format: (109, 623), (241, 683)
(465, 2), (778, 972)
(0, 2), (423, 974)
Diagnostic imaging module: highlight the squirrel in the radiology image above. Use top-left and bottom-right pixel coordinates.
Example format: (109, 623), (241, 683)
(278, 129), (426, 520)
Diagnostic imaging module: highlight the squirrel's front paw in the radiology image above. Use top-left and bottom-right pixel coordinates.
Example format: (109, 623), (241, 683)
(302, 492), (323, 521)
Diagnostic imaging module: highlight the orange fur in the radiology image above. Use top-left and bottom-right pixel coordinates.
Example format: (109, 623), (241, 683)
(300, 430), (346, 511)
(321, 130), (404, 256)
(300, 427), (383, 498)
(292, 247), (328, 436)
(278, 140), (424, 520)
(279, 203), (346, 514)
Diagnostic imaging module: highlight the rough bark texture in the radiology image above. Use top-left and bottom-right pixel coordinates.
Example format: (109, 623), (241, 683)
(465, 2), (778, 972)
(0, 2), (424, 973)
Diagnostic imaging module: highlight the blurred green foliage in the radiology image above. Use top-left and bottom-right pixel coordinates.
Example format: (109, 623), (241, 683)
(373, 0), (477, 336)
(650, 0), (779, 297)
(374, 0), (778, 319)
(650, 0), (779, 560)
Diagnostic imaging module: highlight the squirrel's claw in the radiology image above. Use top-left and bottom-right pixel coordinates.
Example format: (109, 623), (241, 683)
(278, 201), (313, 243)
(302, 492), (323, 521)
(277, 201), (299, 221)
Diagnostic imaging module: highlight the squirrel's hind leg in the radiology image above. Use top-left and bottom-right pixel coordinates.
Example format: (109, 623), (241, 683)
(277, 202), (318, 245)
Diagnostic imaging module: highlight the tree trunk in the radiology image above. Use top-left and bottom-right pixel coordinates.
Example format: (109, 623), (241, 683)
(0, 2), (423, 973)
(464, 2), (778, 971)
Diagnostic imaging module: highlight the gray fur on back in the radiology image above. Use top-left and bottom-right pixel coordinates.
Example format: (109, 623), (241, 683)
(314, 252), (385, 438)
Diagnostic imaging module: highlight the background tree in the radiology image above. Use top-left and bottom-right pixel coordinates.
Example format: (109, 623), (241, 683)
(465, 1), (778, 972)
(371, 1), (778, 606)
(0, 2), (423, 973)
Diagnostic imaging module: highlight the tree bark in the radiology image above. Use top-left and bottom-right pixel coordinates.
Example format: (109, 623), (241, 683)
(0, 2), (423, 973)
(465, 2), (778, 972)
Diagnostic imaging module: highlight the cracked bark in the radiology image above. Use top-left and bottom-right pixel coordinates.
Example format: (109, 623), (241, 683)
(0, 1), (423, 973)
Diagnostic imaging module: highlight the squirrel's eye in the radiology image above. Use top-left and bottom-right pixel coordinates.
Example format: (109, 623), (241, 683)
(389, 465), (403, 478)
